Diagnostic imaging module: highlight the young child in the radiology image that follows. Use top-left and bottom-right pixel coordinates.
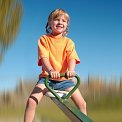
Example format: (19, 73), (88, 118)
(24, 9), (87, 122)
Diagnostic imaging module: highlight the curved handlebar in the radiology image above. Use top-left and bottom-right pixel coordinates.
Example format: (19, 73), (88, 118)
(44, 74), (80, 101)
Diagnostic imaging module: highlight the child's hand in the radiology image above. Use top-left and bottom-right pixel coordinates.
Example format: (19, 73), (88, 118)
(49, 69), (60, 79)
(66, 70), (76, 78)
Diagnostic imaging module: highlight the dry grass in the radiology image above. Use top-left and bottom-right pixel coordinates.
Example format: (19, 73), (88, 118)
(0, 76), (122, 122)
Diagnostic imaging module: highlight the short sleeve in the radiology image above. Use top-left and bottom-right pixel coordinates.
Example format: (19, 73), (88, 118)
(38, 36), (49, 66)
(66, 39), (80, 64)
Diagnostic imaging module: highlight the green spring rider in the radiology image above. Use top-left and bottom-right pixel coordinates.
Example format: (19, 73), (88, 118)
(44, 74), (93, 122)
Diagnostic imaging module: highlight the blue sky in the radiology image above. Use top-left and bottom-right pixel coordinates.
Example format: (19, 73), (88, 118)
(0, 0), (122, 91)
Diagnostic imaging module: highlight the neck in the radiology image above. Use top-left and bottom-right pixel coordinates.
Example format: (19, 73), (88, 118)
(51, 33), (63, 37)
(50, 33), (63, 38)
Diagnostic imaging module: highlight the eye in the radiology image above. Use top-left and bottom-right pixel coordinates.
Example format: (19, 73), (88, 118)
(62, 19), (67, 22)
(54, 18), (59, 21)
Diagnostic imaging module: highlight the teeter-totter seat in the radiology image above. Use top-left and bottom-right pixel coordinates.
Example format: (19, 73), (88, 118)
(45, 74), (93, 122)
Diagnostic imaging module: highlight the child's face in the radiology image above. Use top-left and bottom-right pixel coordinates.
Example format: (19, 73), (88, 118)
(50, 15), (68, 35)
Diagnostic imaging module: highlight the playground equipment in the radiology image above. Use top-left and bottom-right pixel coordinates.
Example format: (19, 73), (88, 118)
(44, 74), (93, 122)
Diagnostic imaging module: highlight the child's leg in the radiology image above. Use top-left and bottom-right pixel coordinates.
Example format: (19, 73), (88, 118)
(66, 87), (87, 115)
(24, 84), (48, 122)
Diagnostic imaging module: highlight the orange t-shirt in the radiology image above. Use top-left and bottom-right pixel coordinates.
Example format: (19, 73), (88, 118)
(38, 34), (80, 78)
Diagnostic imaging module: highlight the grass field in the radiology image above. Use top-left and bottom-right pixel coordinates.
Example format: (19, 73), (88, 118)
(0, 95), (122, 122)
(0, 78), (122, 122)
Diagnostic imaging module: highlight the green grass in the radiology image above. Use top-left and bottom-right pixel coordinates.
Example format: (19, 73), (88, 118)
(35, 95), (122, 122)
(0, 93), (122, 122)
(1, 96), (122, 122)
(90, 108), (122, 122)
(36, 99), (70, 122)
(1, 107), (122, 122)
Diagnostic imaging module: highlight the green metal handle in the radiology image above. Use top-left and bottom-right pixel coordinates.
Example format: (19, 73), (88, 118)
(44, 74), (80, 101)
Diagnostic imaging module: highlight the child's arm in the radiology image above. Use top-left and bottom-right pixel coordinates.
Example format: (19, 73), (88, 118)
(67, 59), (76, 78)
(41, 57), (60, 79)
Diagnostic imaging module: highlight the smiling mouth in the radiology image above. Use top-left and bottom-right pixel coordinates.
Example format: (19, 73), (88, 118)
(56, 26), (63, 29)
(56, 24), (63, 27)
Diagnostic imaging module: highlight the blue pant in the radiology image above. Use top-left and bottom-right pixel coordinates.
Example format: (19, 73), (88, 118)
(37, 78), (75, 91)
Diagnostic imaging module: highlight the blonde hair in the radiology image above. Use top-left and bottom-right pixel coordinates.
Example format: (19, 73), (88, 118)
(46, 9), (70, 36)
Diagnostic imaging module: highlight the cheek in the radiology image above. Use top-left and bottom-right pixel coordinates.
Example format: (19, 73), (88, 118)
(51, 23), (57, 28)
(49, 21), (55, 27)
(64, 24), (68, 29)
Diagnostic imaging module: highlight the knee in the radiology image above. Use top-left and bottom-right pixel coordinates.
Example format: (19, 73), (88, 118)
(26, 97), (38, 109)
(79, 100), (87, 111)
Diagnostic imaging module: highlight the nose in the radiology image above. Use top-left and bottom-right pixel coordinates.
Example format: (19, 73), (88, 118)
(58, 20), (63, 24)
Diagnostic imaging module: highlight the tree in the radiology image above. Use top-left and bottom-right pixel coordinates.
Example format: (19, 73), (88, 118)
(0, 0), (23, 63)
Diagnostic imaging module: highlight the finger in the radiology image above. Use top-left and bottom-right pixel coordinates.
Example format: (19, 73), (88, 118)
(66, 71), (70, 78)
(70, 71), (75, 77)
(51, 72), (55, 79)
(53, 73), (56, 79)
(71, 72), (76, 77)
(50, 72), (53, 78)
(69, 72), (72, 77)
(58, 73), (60, 78)
(56, 72), (60, 79)
(67, 71), (75, 78)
